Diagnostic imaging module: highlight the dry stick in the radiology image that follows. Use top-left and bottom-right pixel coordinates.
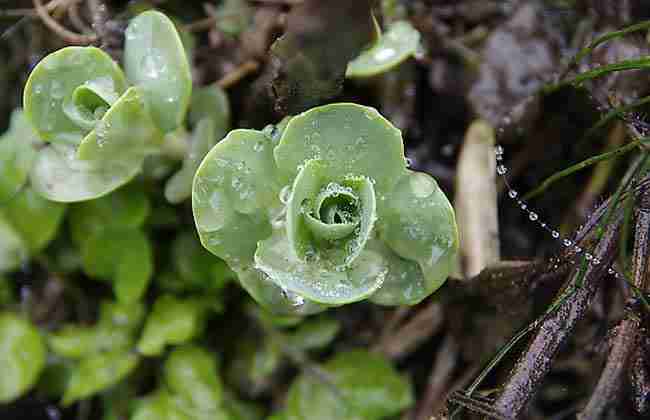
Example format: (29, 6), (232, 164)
(33, 0), (96, 44)
(492, 214), (623, 418)
(217, 60), (261, 89)
(577, 189), (650, 419)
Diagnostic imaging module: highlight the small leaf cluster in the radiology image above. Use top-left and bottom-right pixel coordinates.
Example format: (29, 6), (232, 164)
(193, 103), (458, 314)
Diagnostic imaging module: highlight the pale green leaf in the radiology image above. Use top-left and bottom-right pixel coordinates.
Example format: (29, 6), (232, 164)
(80, 228), (152, 302)
(287, 317), (340, 351)
(23, 46), (127, 145)
(69, 184), (150, 245)
(124, 10), (192, 133)
(77, 86), (164, 161)
(137, 295), (207, 356)
(0, 109), (42, 203)
(192, 129), (279, 266)
(165, 118), (216, 203)
(30, 143), (143, 202)
(254, 229), (387, 305)
(285, 350), (413, 420)
(380, 172), (458, 299)
(0, 215), (27, 273)
(1, 187), (66, 253)
(346, 21), (421, 78)
(274, 103), (406, 197)
(164, 345), (223, 412)
(0, 312), (46, 403)
(62, 351), (139, 406)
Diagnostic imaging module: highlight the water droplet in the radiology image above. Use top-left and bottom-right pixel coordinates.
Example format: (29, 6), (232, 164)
(405, 157), (413, 167)
(563, 239), (573, 247)
(520, 203), (527, 211)
(253, 141), (264, 152)
(374, 48), (396, 61)
(508, 190), (518, 199)
(585, 253), (593, 261)
(50, 80), (64, 99)
(574, 246), (582, 254)
(592, 258), (601, 265)
(529, 212), (538, 221)
(551, 231), (560, 239)
(495, 145), (504, 155)
(496, 165), (507, 175)
(279, 185), (292, 204)
(608, 268), (615, 274)
(141, 53), (166, 79)
(409, 172), (435, 198)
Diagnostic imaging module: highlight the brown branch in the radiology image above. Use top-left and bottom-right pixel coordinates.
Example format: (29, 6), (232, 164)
(577, 189), (650, 419)
(33, 0), (96, 44)
(217, 60), (260, 89)
(493, 213), (624, 418)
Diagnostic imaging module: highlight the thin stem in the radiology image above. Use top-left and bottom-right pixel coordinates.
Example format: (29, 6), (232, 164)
(524, 137), (649, 201)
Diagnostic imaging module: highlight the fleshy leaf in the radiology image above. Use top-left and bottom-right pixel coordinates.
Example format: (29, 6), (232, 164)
(192, 129), (279, 266)
(137, 295), (207, 356)
(165, 118), (216, 203)
(188, 85), (231, 135)
(77, 87), (164, 161)
(124, 10), (192, 133)
(69, 184), (150, 245)
(0, 313), (46, 403)
(0, 110), (42, 203)
(164, 346), (223, 412)
(0, 215), (27, 273)
(1, 187), (66, 253)
(380, 172), (458, 298)
(62, 351), (139, 406)
(30, 143), (143, 202)
(80, 228), (152, 302)
(235, 267), (327, 316)
(274, 103), (406, 197)
(255, 229), (387, 305)
(171, 232), (234, 293)
(23, 46), (127, 145)
(285, 350), (413, 420)
(286, 316), (340, 351)
(49, 301), (144, 358)
(346, 21), (421, 78)
(286, 160), (376, 268)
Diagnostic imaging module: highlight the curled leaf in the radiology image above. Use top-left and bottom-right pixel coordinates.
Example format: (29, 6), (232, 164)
(23, 46), (127, 145)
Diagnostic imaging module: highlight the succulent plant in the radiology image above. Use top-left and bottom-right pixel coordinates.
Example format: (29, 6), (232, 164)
(22, 11), (192, 202)
(193, 103), (458, 314)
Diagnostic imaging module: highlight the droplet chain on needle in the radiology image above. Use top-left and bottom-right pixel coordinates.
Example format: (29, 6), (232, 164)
(493, 144), (622, 274)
